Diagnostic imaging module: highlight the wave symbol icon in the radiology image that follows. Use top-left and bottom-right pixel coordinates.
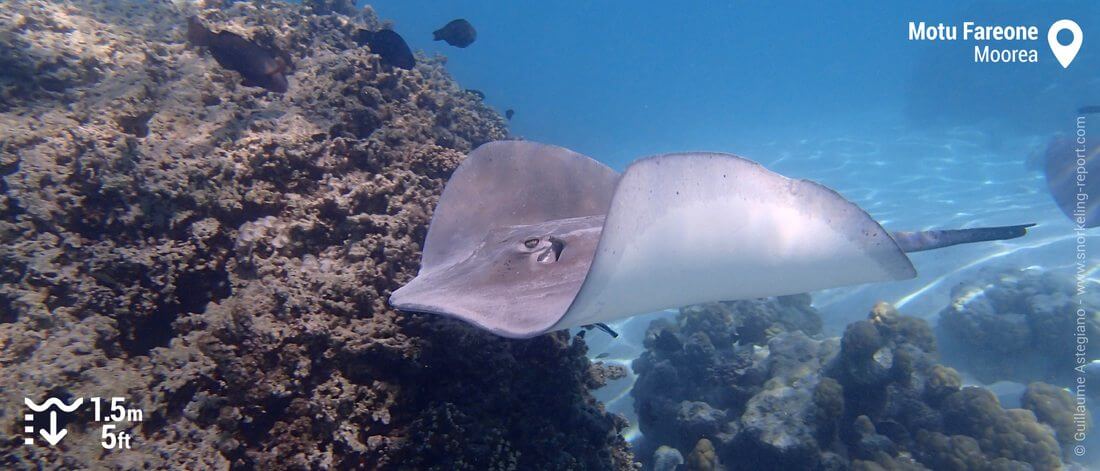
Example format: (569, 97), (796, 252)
(24, 397), (84, 412)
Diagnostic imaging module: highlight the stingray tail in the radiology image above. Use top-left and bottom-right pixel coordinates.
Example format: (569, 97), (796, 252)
(890, 223), (1035, 253)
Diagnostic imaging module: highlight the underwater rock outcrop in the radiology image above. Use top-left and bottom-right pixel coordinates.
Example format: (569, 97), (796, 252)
(633, 299), (1074, 470)
(937, 267), (1100, 386)
(0, 0), (633, 468)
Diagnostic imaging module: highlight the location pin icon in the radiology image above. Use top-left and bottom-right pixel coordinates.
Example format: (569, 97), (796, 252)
(1048, 19), (1082, 68)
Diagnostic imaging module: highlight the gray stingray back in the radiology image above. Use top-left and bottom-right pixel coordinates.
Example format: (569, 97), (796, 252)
(419, 141), (619, 273)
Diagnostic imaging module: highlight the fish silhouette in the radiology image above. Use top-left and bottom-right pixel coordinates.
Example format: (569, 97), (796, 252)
(187, 17), (291, 93)
(356, 29), (416, 70)
(433, 19), (477, 48)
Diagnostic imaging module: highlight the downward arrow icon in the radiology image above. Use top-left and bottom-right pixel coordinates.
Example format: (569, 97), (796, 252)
(39, 411), (67, 446)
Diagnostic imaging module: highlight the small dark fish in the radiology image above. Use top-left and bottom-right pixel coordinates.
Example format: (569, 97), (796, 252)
(582, 323), (619, 338)
(505, 109), (514, 120)
(433, 19), (476, 48)
(466, 89), (485, 100)
(595, 323), (619, 338)
(187, 17), (291, 93)
(1079, 105), (1100, 115)
(595, 352), (610, 359)
(356, 29), (416, 70)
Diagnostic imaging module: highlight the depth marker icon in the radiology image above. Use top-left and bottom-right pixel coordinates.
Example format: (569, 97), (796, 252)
(24, 397), (84, 446)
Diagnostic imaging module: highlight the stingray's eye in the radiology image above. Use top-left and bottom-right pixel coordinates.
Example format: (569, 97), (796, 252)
(523, 238), (540, 249)
(536, 237), (565, 264)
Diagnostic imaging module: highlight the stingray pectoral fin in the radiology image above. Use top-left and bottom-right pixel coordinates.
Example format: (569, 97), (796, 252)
(554, 152), (917, 330)
(390, 215), (605, 338)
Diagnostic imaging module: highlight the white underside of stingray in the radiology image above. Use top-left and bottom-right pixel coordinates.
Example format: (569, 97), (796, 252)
(389, 141), (1032, 338)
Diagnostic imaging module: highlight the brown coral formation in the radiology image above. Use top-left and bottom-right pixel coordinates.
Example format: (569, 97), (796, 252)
(0, 0), (632, 469)
(1021, 381), (1089, 450)
(937, 267), (1100, 386)
(633, 299), (1075, 470)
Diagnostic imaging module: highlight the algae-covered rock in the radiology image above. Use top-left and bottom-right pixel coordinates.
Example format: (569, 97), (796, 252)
(0, 0), (633, 469)
(925, 365), (962, 401)
(686, 438), (720, 471)
(1021, 381), (1088, 449)
(813, 376), (845, 421)
(942, 387), (1062, 470)
(653, 445), (685, 471)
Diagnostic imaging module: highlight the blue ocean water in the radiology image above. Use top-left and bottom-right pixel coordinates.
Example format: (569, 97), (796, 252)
(374, 0), (1100, 447)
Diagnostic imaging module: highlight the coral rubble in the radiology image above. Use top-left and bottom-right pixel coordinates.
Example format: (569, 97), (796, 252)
(0, 0), (632, 468)
(633, 298), (1073, 470)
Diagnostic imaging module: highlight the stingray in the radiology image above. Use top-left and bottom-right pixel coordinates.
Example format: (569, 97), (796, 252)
(1043, 135), (1099, 227)
(390, 141), (1034, 338)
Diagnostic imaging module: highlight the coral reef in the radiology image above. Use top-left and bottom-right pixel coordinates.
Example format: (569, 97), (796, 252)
(652, 445), (684, 471)
(0, 0), (633, 469)
(632, 296), (822, 456)
(674, 294), (822, 348)
(686, 438), (720, 471)
(937, 267), (1100, 386)
(633, 299), (1073, 470)
(1021, 381), (1089, 450)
